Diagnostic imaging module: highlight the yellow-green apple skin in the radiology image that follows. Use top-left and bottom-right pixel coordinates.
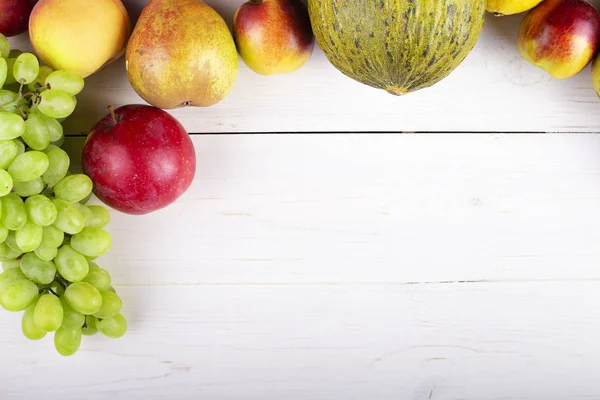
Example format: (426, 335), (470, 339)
(29, 0), (131, 78)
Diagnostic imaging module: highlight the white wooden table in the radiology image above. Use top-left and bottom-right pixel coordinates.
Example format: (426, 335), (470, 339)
(3, 1), (600, 399)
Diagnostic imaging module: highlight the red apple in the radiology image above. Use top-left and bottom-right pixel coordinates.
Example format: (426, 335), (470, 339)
(0, 0), (33, 37)
(233, 0), (314, 75)
(518, 0), (600, 79)
(82, 105), (196, 215)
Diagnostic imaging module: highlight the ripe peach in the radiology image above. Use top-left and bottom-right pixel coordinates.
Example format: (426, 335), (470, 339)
(518, 0), (600, 79)
(233, 0), (314, 75)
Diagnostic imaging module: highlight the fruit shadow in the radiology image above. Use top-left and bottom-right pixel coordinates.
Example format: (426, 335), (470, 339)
(122, 0), (145, 25)
(61, 136), (85, 174)
(483, 9), (600, 126)
(483, 12), (524, 48)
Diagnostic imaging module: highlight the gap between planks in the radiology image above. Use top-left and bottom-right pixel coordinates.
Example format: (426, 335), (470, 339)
(111, 278), (600, 287)
(64, 131), (587, 137)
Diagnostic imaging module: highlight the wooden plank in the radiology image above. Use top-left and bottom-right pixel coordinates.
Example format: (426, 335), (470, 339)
(59, 133), (600, 285)
(2, 129), (600, 399)
(2, 282), (600, 400)
(8, 1), (600, 134)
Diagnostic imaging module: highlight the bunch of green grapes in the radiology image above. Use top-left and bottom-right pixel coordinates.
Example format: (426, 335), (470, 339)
(0, 34), (126, 356)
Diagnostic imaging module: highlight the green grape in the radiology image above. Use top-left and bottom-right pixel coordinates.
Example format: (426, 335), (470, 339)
(106, 286), (116, 293)
(22, 305), (46, 340)
(28, 65), (53, 92)
(51, 134), (64, 147)
(7, 150), (49, 182)
(37, 89), (76, 119)
(20, 252), (56, 285)
(0, 35), (9, 58)
(1, 259), (19, 270)
(15, 220), (43, 252)
(94, 291), (122, 319)
(4, 58), (16, 85)
(7, 49), (20, 58)
(54, 326), (81, 356)
(0, 168), (12, 196)
(43, 144), (60, 153)
(50, 281), (64, 296)
(34, 293), (63, 331)
(34, 245), (58, 262)
(1, 96), (27, 117)
(0, 139), (18, 168)
(54, 174), (93, 203)
(25, 195), (57, 226)
(45, 70), (84, 96)
(85, 205), (110, 229)
(52, 199), (84, 235)
(78, 204), (93, 225)
(0, 266), (25, 291)
(22, 113), (50, 150)
(42, 148), (69, 187)
(5, 231), (22, 253)
(0, 90), (16, 106)
(82, 263), (111, 291)
(55, 244), (89, 282)
(0, 279), (38, 311)
(97, 314), (127, 338)
(61, 297), (85, 330)
(82, 315), (97, 336)
(70, 227), (112, 258)
(0, 242), (21, 261)
(13, 53), (39, 85)
(13, 138), (24, 155)
(40, 114), (63, 142)
(64, 281), (102, 315)
(79, 192), (92, 205)
(0, 111), (25, 140)
(0, 58), (6, 88)
(0, 90), (17, 108)
(0, 224), (7, 243)
(1, 193), (27, 230)
(12, 177), (44, 197)
(27, 101), (38, 114)
(41, 224), (64, 248)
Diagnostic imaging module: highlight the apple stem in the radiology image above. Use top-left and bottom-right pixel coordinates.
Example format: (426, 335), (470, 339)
(107, 105), (117, 124)
(249, 0), (264, 4)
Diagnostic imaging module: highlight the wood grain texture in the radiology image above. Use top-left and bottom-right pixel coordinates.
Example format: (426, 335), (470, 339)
(2, 134), (600, 399)
(2, 284), (600, 400)
(63, 134), (600, 285)
(8, 0), (600, 134)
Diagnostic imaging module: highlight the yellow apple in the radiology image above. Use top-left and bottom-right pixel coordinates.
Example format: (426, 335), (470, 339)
(29, 0), (131, 78)
(487, 0), (544, 16)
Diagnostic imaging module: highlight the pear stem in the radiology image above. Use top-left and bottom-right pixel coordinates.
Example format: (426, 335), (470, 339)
(107, 105), (117, 124)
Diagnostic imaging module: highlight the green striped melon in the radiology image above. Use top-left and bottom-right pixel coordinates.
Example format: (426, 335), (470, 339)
(308, 0), (486, 95)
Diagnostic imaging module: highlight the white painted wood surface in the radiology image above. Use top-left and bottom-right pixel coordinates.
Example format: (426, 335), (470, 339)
(10, 0), (600, 134)
(4, 1), (600, 399)
(3, 134), (600, 399)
